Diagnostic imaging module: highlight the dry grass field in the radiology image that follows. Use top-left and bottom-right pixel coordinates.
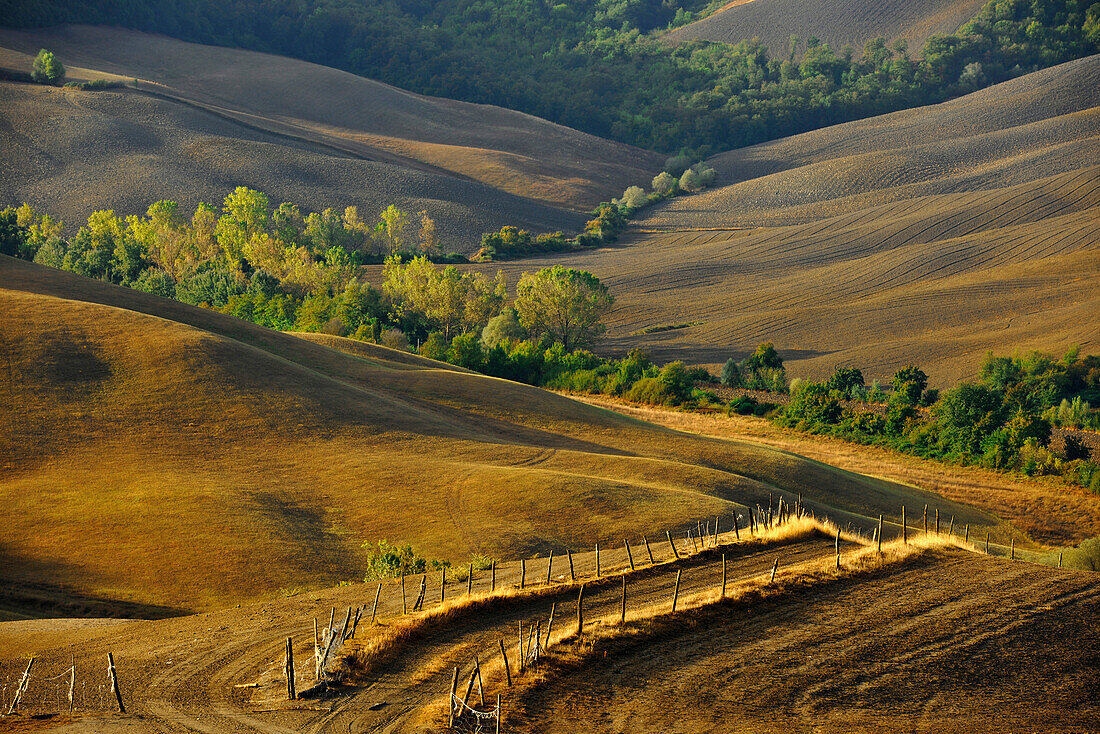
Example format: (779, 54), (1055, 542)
(1, 256), (999, 618)
(667, 0), (988, 57)
(0, 26), (662, 247)
(473, 56), (1100, 384)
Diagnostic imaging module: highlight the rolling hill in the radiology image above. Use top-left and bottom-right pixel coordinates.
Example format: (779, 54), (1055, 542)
(476, 55), (1100, 385)
(0, 255), (996, 618)
(666, 0), (988, 57)
(0, 25), (663, 249)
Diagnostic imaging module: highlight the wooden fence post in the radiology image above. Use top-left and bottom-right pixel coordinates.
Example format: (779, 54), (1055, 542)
(923, 504), (928, 534)
(314, 618), (320, 678)
(770, 558), (779, 584)
(948, 515), (955, 537)
(835, 527), (841, 570)
(285, 637), (296, 700)
(463, 668), (477, 706)
(1010, 539), (1015, 560)
(576, 584), (585, 635)
(521, 558), (526, 589)
(935, 508), (940, 535)
(371, 583), (382, 625)
(721, 553), (727, 598)
(499, 639), (513, 686)
(595, 542), (601, 578)
(965, 524), (970, 543)
(6, 657), (34, 715)
(877, 515), (883, 554)
(643, 535), (655, 564)
(666, 530), (680, 559)
(341, 607), (353, 639)
(620, 575), (627, 624)
(671, 569), (682, 612)
(518, 620), (525, 671)
(733, 514), (740, 540)
(441, 568), (447, 605)
(468, 564), (474, 596)
(401, 574), (407, 614)
(475, 655), (486, 707)
(329, 607), (336, 634)
(546, 551), (554, 586)
(714, 515), (720, 546)
(567, 549), (576, 582)
(625, 540), (635, 571)
(449, 667), (459, 727)
(492, 560), (497, 592)
(496, 694), (501, 734)
(107, 652), (125, 713)
(69, 655), (75, 715)
(546, 603), (557, 649)
(902, 506), (907, 545)
(1058, 551), (1063, 568)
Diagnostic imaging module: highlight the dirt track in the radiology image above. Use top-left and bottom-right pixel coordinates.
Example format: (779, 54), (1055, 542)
(0, 530), (839, 732)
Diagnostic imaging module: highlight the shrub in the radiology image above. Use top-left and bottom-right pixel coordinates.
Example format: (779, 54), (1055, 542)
(362, 540), (435, 580)
(380, 328), (410, 351)
(720, 358), (741, 387)
(31, 49), (65, 85)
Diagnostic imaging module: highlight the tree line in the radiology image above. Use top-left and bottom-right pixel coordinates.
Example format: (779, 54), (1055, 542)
(4, 0), (1098, 155)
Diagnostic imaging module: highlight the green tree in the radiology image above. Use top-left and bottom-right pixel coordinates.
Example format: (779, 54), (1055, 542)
(891, 365), (928, 405)
(514, 265), (614, 351)
(742, 342), (784, 372)
(31, 49), (65, 85)
(481, 307), (527, 347)
(720, 358), (741, 387)
(652, 171), (677, 197)
(0, 209), (29, 259)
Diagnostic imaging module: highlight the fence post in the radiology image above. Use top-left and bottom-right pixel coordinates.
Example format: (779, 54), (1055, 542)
(107, 652), (125, 713)
(986, 530), (991, 553)
(714, 515), (720, 546)
(835, 527), (841, 570)
(468, 564), (474, 596)
(475, 655), (485, 707)
(1058, 551), (1063, 568)
(314, 618), (320, 678)
(721, 553), (727, 598)
(1011, 539), (1015, 560)
(666, 530), (680, 560)
(620, 575), (627, 624)
(625, 540), (635, 571)
(965, 524), (970, 543)
(595, 542), (601, 578)
(521, 558), (526, 589)
(877, 515), (883, 554)
(935, 508), (940, 535)
(770, 558), (779, 584)
(6, 657), (34, 715)
(441, 568), (447, 605)
(733, 514), (740, 541)
(546, 550), (554, 586)
(496, 693), (501, 734)
(69, 655), (75, 715)
(902, 506), (907, 545)
(923, 504), (928, 534)
(576, 584), (585, 635)
(371, 583), (382, 624)
(948, 515), (955, 537)
(449, 667), (459, 726)
(462, 668), (477, 706)
(567, 549), (576, 582)
(499, 639), (513, 686)
(401, 574), (407, 614)
(285, 637), (296, 700)
(545, 602), (556, 647)
(671, 569), (682, 612)
(492, 560), (497, 592)
(518, 621), (525, 671)
(643, 535), (655, 564)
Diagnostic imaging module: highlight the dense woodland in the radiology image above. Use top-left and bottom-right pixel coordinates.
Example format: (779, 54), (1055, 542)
(5, 0), (1099, 154)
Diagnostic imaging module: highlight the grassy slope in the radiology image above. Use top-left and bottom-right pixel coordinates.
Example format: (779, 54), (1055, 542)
(667, 0), (988, 58)
(0, 256), (993, 617)
(478, 56), (1099, 384)
(0, 25), (663, 247)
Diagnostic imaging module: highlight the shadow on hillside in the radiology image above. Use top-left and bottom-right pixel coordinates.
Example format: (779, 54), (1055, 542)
(0, 548), (188, 621)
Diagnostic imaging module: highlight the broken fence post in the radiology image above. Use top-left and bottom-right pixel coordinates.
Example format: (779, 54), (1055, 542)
(108, 652), (125, 713)
(499, 639), (513, 686)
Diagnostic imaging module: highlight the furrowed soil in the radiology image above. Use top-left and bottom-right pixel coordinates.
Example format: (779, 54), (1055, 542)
(467, 56), (1100, 384)
(510, 548), (1100, 734)
(666, 0), (987, 60)
(0, 25), (662, 248)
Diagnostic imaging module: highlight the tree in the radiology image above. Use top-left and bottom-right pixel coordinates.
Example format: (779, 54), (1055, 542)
(891, 365), (928, 405)
(383, 255), (505, 339)
(31, 49), (64, 85)
(380, 204), (410, 254)
(720, 358), (741, 387)
(0, 209), (29, 258)
(481, 307), (527, 347)
(418, 211), (438, 255)
(652, 171), (677, 197)
(826, 366), (865, 397)
(742, 342), (784, 372)
(618, 185), (648, 209)
(514, 265), (613, 351)
(678, 167), (702, 193)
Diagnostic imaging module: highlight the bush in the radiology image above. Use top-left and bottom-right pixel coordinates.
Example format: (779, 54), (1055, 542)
(31, 49), (65, 85)
(720, 358), (741, 387)
(362, 540), (446, 580)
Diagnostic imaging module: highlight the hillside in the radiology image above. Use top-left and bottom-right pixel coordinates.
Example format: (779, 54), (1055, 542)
(0, 256), (998, 618)
(667, 0), (987, 57)
(0, 25), (662, 248)
(479, 56), (1100, 385)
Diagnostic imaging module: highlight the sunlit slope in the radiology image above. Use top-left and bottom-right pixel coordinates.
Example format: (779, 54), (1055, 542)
(576, 57), (1100, 383)
(667, 0), (987, 59)
(0, 257), (989, 615)
(0, 25), (662, 246)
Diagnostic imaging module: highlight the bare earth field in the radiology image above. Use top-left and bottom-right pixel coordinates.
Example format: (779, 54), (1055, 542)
(472, 56), (1100, 384)
(667, 0), (988, 58)
(2, 256), (997, 617)
(0, 26), (662, 248)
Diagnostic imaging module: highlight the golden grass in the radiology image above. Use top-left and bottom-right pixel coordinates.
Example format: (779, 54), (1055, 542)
(2, 257), (1002, 616)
